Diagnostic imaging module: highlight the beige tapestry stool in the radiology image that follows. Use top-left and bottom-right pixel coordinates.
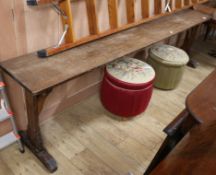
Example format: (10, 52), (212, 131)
(148, 44), (189, 90)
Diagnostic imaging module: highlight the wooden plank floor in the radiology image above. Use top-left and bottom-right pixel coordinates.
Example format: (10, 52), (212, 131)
(0, 53), (215, 175)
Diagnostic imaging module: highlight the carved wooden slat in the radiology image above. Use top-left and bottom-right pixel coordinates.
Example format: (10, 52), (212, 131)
(176, 0), (182, 9)
(184, 0), (191, 6)
(154, 0), (162, 15)
(191, 0), (198, 3)
(85, 0), (99, 35)
(126, 0), (135, 23)
(108, 0), (118, 29)
(141, 0), (150, 18)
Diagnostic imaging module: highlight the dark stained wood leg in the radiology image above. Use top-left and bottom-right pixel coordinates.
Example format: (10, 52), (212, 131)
(204, 21), (211, 41)
(144, 109), (201, 175)
(19, 89), (57, 173)
(182, 25), (200, 68)
(163, 109), (201, 136)
(144, 135), (180, 175)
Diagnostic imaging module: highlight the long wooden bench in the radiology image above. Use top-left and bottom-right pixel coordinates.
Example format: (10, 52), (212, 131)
(0, 9), (211, 173)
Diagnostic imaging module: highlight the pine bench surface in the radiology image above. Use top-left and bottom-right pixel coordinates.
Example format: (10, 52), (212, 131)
(0, 9), (210, 94)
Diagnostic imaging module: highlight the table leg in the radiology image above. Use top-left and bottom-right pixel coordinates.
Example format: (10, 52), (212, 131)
(143, 135), (179, 175)
(144, 109), (201, 175)
(182, 25), (200, 68)
(19, 89), (57, 173)
(204, 21), (211, 41)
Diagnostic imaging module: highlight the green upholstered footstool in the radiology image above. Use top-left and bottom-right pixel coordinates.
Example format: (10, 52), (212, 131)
(148, 44), (189, 90)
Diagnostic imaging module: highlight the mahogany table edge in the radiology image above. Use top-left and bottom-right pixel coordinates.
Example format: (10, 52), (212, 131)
(185, 69), (216, 122)
(144, 69), (216, 175)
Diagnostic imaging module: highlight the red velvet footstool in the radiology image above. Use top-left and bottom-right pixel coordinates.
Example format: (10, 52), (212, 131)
(100, 57), (155, 118)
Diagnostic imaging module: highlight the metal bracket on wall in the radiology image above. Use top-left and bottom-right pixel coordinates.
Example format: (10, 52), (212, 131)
(27, 0), (75, 58)
(165, 0), (172, 12)
(51, 2), (69, 48)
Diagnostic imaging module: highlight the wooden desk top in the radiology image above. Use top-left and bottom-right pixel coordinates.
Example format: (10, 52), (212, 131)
(186, 70), (216, 123)
(0, 10), (210, 94)
(151, 121), (216, 175)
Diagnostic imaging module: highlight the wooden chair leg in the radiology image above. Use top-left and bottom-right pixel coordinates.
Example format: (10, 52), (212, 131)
(213, 28), (216, 39)
(181, 26), (200, 68)
(204, 22), (211, 41)
(143, 134), (182, 175)
(144, 109), (201, 175)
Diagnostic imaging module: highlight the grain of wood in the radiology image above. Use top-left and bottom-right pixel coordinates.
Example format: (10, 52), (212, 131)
(44, 141), (85, 175)
(126, 0), (135, 23)
(176, 0), (183, 9)
(42, 120), (85, 160)
(117, 137), (156, 169)
(141, 0), (150, 18)
(70, 148), (119, 175)
(0, 157), (14, 175)
(0, 146), (48, 175)
(68, 107), (128, 146)
(154, 0), (162, 15)
(55, 111), (143, 175)
(184, 0), (191, 6)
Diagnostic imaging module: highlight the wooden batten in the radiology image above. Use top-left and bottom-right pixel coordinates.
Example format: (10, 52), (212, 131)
(108, 0), (119, 29)
(154, 0), (162, 15)
(59, 0), (75, 43)
(176, 0), (182, 9)
(126, 0), (135, 23)
(85, 0), (99, 35)
(184, 0), (191, 6)
(141, 0), (150, 18)
(191, 0), (198, 3)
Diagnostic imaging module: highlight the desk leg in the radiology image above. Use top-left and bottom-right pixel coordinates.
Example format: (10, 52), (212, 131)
(19, 89), (57, 173)
(144, 110), (200, 175)
(182, 25), (200, 68)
